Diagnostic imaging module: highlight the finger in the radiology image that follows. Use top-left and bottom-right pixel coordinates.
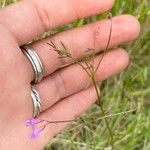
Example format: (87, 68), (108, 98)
(38, 86), (97, 147)
(35, 48), (129, 111)
(27, 15), (140, 81)
(0, 0), (114, 44)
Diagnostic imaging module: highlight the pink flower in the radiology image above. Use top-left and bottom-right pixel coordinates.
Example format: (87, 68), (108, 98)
(30, 128), (43, 139)
(25, 118), (39, 126)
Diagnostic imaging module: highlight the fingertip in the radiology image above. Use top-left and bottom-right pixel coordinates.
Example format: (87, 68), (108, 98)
(100, 0), (115, 12)
(115, 48), (130, 70)
(125, 15), (140, 38)
(107, 0), (115, 10)
(115, 15), (141, 41)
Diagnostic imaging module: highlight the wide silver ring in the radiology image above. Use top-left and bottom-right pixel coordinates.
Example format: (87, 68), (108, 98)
(21, 46), (44, 83)
(31, 86), (42, 118)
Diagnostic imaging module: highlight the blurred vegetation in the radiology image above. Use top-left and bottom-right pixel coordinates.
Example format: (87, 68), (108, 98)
(0, 0), (150, 150)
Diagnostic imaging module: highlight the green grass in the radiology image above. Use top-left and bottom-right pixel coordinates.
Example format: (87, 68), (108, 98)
(1, 0), (150, 150)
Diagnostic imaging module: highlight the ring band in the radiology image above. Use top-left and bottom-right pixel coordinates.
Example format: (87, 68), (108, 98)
(21, 46), (44, 83)
(31, 86), (42, 118)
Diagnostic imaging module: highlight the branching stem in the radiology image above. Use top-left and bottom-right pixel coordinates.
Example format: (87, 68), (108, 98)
(47, 12), (114, 148)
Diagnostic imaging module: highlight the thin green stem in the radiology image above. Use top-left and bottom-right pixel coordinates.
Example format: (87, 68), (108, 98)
(95, 13), (113, 74)
(92, 77), (114, 148)
(69, 56), (92, 77)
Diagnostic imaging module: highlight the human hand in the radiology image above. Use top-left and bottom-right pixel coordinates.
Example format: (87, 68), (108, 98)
(0, 0), (140, 149)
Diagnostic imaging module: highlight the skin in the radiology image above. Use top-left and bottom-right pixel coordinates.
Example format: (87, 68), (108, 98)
(0, 0), (140, 149)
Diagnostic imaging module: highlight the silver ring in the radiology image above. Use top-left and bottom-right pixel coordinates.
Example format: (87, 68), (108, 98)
(31, 86), (42, 118)
(21, 46), (44, 83)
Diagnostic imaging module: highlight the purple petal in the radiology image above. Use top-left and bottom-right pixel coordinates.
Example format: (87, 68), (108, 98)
(25, 118), (39, 126)
(30, 128), (42, 139)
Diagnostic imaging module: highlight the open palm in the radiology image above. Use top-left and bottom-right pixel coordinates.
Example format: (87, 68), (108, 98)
(0, 0), (140, 149)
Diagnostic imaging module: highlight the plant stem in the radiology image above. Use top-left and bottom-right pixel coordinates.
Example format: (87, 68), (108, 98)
(92, 77), (114, 148)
